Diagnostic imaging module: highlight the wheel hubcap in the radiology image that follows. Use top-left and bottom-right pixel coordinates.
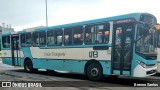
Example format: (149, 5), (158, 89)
(91, 68), (99, 77)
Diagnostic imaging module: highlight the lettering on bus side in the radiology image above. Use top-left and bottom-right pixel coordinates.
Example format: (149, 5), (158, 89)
(89, 51), (98, 58)
(44, 52), (65, 57)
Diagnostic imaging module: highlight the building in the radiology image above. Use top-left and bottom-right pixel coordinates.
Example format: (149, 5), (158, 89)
(0, 23), (14, 34)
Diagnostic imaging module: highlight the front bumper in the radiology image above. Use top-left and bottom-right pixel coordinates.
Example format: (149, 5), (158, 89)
(133, 64), (157, 77)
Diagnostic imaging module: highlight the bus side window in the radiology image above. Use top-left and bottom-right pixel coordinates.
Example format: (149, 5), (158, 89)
(47, 30), (55, 46)
(104, 31), (110, 43)
(26, 33), (32, 46)
(73, 26), (83, 45)
(85, 23), (110, 44)
(55, 30), (62, 46)
(21, 34), (25, 47)
(2, 36), (10, 48)
(85, 33), (91, 44)
(64, 28), (73, 45)
(95, 25), (104, 44)
(32, 32), (39, 46)
(39, 31), (46, 46)
(85, 25), (93, 44)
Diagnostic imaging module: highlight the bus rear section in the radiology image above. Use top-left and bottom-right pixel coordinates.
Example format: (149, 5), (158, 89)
(1, 33), (23, 66)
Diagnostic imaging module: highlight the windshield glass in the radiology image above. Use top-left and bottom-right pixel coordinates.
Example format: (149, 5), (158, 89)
(136, 23), (157, 55)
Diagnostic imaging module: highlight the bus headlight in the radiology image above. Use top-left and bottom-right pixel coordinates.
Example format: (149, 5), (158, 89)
(140, 62), (146, 68)
(136, 60), (146, 68)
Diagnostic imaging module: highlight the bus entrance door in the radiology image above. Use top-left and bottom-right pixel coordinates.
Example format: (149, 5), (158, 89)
(112, 23), (133, 75)
(11, 34), (21, 66)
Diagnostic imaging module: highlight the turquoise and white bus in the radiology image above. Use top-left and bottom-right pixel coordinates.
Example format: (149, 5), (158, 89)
(1, 13), (157, 80)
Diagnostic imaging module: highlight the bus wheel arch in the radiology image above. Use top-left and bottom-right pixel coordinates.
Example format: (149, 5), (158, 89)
(84, 59), (103, 81)
(24, 58), (38, 73)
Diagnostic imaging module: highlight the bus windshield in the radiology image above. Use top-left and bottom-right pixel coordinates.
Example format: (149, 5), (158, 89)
(136, 23), (156, 55)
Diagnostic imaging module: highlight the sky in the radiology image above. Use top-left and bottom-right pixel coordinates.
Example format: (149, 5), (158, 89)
(0, 0), (160, 31)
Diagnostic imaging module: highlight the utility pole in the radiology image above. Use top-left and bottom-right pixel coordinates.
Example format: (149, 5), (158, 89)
(45, 0), (48, 26)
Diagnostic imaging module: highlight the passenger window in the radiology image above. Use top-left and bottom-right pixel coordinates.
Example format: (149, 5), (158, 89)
(39, 31), (46, 46)
(33, 32), (39, 46)
(2, 36), (10, 48)
(85, 23), (110, 44)
(104, 31), (110, 43)
(26, 33), (32, 45)
(47, 30), (55, 46)
(96, 25), (104, 43)
(85, 25), (94, 44)
(73, 26), (83, 45)
(55, 30), (62, 45)
(21, 34), (25, 46)
(64, 28), (73, 45)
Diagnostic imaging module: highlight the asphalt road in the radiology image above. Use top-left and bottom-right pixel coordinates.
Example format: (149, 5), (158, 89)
(0, 61), (160, 90)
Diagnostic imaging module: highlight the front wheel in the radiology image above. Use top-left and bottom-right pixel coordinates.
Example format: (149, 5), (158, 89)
(24, 59), (38, 73)
(86, 63), (103, 81)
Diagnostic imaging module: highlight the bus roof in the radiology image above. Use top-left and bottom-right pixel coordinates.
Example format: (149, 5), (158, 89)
(34, 13), (155, 32)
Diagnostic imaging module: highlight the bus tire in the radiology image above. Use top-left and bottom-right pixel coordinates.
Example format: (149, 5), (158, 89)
(86, 63), (103, 81)
(24, 59), (38, 73)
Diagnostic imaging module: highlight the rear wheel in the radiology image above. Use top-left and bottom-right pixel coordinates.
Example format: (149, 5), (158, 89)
(86, 63), (103, 81)
(24, 59), (38, 73)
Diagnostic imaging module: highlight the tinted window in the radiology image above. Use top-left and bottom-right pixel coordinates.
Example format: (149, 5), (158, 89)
(55, 30), (62, 45)
(140, 15), (157, 24)
(47, 30), (55, 46)
(39, 31), (46, 46)
(21, 34), (25, 46)
(64, 28), (73, 45)
(33, 32), (39, 46)
(85, 23), (110, 44)
(73, 26), (83, 45)
(47, 29), (62, 46)
(26, 33), (32, 45)
(2, 36), (10, 48)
